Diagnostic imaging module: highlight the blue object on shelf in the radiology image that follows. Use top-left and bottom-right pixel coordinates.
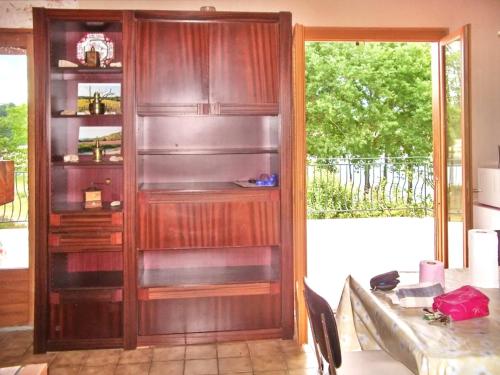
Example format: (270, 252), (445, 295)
(255, 173), (278, 186)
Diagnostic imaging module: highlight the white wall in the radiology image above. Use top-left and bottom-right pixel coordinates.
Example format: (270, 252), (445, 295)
(79, 0), (500, 197)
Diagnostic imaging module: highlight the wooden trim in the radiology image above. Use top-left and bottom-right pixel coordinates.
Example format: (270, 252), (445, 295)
(122, 10), (138, 350)
(462, 25), (472, 267)
(431, 43), (445, 264)
(137, 327), (283, 346)
(292, 24), (451, 346)
(279, 11), (295, 340)
(292, 24), (308, 345)
(0, 28), (34, 327)
(47, 338), (123, 351)
(138, 282), (280, 300)
(304, 27), (449, 42)
(437, 25), (472, 268)
(33, 7), (50, 353)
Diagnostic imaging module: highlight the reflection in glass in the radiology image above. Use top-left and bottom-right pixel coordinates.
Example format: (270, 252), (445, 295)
(445, 40), (463, 268)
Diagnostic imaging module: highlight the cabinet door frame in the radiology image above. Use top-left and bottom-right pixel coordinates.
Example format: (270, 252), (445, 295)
(292, 26), (451, 345)
(0, 27), (35, 331)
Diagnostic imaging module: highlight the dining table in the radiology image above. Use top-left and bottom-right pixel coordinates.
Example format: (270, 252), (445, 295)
(336, 268), (500, 375)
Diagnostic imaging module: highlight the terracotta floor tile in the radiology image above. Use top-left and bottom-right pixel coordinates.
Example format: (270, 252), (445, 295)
(80, 364), (116, 375)
(118, 348), (152, 364)
(284, 351), (317, 369)
(20, 351), (56, 365)
(253, 371), (287, 375)
(248, 340), (283, 357)
(218, 356), (252, 374)
(114, 363), (150, 375)
(287, 369), (319, 375)
(85, 349), (122, 366)
(279, 341), (312, 354)
(185, 344), (217, 360)
(152, 346), (185, 361)
(49, 366), (81, 375)
(217, 342), (249, 358)
(51, 351), (89, 367)
(251, 353), (287, 372)
(149, 360), (184, 375)
(184, 359), (218, 375)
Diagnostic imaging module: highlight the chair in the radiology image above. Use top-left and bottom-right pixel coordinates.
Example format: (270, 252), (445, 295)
(303, 278), (413, 375)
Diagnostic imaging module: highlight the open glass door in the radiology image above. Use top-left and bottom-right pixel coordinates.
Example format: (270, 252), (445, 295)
(437, 25), (472, 268)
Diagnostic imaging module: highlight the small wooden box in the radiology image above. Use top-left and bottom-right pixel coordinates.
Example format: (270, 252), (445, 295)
(0, 160), (14, 205)
(84, 187), (102, 209)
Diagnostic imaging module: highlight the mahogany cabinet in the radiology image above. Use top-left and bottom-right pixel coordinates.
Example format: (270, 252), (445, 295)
(34, 8), (293, 352)
(136, 15), (279, 115)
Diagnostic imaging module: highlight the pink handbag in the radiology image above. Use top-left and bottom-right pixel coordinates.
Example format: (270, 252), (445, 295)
(432, 285), (490, 321)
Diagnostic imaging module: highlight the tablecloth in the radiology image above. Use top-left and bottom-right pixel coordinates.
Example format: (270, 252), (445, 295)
(336, 269), (500, 375)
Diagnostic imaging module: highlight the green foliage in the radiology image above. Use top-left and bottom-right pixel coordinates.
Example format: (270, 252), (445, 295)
(307, 166), (432, 219)
(306, 42), (433, 160)
(0, 103), (28, 170)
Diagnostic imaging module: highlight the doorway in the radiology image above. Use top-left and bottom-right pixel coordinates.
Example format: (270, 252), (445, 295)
(0, 29), (34, 328)
(305, 40), (435, 305)
(293, 26), (471, 344)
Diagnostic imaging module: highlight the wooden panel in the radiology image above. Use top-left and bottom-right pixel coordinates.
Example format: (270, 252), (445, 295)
(49, 231), (122, 247)
(0, 160), (14, 205)
(139, 282), (279, 300)
(209, 22), (278, 108)
(136, 21), (208, 107)
(49, 298), (122, 340)
(304, 27), (449, 42)
(139, 293), (281, 336)
(138, 327), (283, 346)
(138, 190), (280, 249)
(0, 269), (29, 327)
(50, 211), (123, 228)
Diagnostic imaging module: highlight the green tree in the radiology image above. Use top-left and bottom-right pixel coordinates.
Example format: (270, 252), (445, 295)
(306, 42), (433, 161)
(0, 103), (28, 170)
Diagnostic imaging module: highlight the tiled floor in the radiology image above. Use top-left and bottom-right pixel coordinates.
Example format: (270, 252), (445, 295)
(0, 329), (319, 375)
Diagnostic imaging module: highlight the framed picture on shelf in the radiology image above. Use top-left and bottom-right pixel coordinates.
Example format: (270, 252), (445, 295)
(77, 83), (121, 114)
(78, 126), (122, 156)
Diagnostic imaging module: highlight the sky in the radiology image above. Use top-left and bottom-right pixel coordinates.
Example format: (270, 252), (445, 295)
(0, 55), (27, 105)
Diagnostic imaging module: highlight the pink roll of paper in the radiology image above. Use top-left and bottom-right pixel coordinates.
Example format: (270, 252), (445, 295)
(419, 260), (445, 288)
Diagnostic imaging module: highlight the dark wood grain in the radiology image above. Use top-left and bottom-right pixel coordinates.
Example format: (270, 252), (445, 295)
(136, 21), (208, 107)
(121, 10), (138, 350)
(209, 22), (278, 108)
(49, 289), (122, 340)
(0, 160), (14, 205)
(50, 210), (123, 228)
(277, 12), (294, 339)
(138, 327), (282, 346)
(138, 190), (280, 249)
(139, 294), (281, 336)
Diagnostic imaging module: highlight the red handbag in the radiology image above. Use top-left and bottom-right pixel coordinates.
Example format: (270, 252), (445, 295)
(432, 285), (490, 321)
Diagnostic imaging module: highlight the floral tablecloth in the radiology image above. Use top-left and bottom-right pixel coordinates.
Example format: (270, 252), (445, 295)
(336, 269), (500, 375)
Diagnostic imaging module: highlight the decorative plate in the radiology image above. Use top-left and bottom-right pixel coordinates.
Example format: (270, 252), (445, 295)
(76, 33), (114, 67)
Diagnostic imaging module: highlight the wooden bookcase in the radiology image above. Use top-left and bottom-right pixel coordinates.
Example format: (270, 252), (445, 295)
(33, 8), (293, 352)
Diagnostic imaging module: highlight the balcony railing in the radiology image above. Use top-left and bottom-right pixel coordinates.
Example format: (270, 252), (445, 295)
(0, 171), (28, 224)
(307, 156), (434, 218)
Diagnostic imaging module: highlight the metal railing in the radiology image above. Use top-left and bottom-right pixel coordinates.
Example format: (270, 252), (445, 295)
(0, 171), (28, 224)
(307, 156), (434, 218)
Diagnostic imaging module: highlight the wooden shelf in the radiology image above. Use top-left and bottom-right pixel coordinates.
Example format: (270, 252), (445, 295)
(51, 67), (122, 81)
(51, 271), (123, 290)
(140, 265), (279, 288)
(52, 67), (122, 74)
(52, 202), (122, 214)
(138, 181), (279, 192)
(51, 113), (122, 126)
(139, 281), (280, 300)
(137, 147), (278, 155)
(52, 160), (123, 168)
